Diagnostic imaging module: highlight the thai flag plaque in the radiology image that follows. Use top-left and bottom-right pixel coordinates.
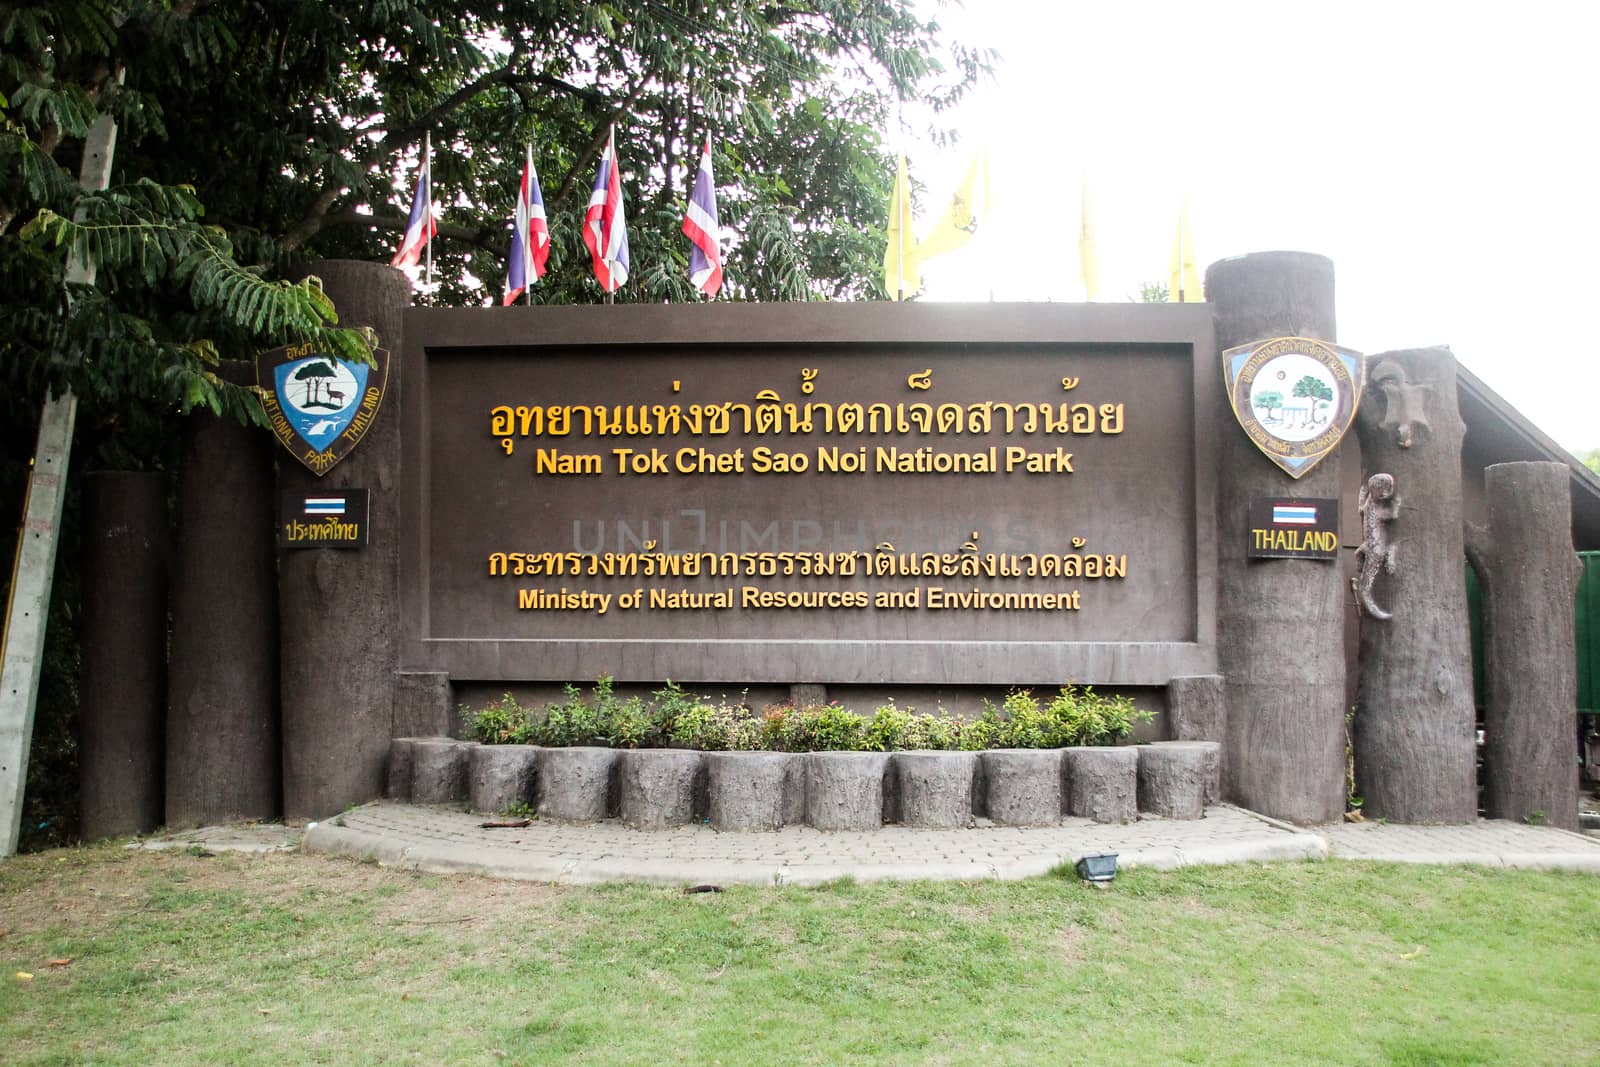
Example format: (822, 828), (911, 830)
(279, 488), (370, 549)
(1247, 497), (1340, 560)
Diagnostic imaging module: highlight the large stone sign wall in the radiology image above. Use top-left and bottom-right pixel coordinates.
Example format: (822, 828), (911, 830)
(401, 303), (1219, 687)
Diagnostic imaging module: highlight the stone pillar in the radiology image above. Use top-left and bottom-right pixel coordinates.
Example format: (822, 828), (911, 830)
(166, 361), (281, 826)
(279, 261), (408, 818)
(1472, 462), (1581, 830)
(1206, 252), (1346, 824)
(789, 684), (827, 708)
(78, 473), (167, 840)
(394, 671), (453, 738)
(1352, 348), (1477, 823)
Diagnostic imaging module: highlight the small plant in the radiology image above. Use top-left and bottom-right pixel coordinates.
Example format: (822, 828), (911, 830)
(1344, 705), (1362, 811)
(1524, 810), (1547, 826)
(464, 693), (534, 744)
(862, 702), (913, 751)
(501, 801), (537, 820)
(666, 700), (757, 751)
(787, 703), (866, 752)
(591, 676), (654, 748)
(537, 682), (605, 746)
(651, 680), (700, 738)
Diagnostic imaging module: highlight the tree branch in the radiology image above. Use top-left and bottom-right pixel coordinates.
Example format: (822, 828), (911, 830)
(281, 184), (343, 250)
(282, 58), (609, 248)
(296, 211), (504, 257)
(373, 50), (526, 157)
(551, 76), (651, 208)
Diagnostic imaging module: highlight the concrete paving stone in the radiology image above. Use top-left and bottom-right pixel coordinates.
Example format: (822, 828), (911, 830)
(129, 822), (301, 853)
(296, 801), (1600, 885)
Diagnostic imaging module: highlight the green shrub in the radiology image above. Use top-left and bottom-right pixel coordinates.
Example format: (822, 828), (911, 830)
(906, 713), (958, 750)
(463, 692), (534, 744)
(992, 689), (1054, 748)
(785, 703), (865, 752)
(664, 699), (762, 751)
(590, 675), (654, 748)
(537, 682), (605, 746)
(460, 680), (1151, 753)
(980, 685), (1150, 748)
(862, 703), (913, 751)
(650, 680), (700, 739)
(1044, 684), (1150, 745)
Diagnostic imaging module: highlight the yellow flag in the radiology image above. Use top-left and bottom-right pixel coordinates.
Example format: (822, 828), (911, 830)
(883, 154), (920, 299)
(1168, 200), (1202, 302)
(918, 145), (990, 262)
(1079, 178), (1099, 302)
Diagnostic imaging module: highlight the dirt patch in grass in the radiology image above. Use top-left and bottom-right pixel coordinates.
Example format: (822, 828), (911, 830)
(0, 845), (567, 940)
(374, 872), (567, 932)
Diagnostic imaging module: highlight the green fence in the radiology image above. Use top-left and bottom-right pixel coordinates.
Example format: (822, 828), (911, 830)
(1580, 551), (1600, 716)
(1466, 552), (1599, 716)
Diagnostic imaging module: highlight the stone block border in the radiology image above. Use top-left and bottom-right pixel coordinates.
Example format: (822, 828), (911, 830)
(386, 739), (1221, 830)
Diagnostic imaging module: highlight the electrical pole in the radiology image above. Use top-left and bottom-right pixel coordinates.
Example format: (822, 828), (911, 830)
(0, 109), (119, 856)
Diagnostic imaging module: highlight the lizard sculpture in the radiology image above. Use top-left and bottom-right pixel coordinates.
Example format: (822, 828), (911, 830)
(1355, 473), (1398, 620)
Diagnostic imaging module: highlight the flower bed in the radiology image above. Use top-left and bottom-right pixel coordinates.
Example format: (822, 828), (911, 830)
(462, 677), (1151, 753)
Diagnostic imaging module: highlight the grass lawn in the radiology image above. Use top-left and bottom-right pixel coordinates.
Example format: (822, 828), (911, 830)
(1, 844), (1596, 1065)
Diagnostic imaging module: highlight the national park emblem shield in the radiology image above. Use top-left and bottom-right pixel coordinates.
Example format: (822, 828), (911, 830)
(257, 343), (389, 476)
(1222, 336), (1364, 479)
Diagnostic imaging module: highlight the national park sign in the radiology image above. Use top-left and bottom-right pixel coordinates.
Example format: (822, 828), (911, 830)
(398, 303), (1222, 686)
(257, 343), (390, 476)
(1222, 335), (1363, 479)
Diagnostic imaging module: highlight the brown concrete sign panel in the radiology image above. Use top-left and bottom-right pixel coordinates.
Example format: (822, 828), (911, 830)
(400, 303), (1219, 686)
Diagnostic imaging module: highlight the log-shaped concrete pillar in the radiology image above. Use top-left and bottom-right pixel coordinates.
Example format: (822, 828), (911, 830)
(1352, 348), (1477, 823)
(1207, 252), (1346, 824)
(166, 361), (281, 826)
(279, 261), (408, 819)
(79, 472), (168, 840)
(1473, 462), (1581, 830)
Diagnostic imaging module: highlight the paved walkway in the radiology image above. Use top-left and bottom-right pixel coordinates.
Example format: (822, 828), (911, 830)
(286, 801), (1600, 886)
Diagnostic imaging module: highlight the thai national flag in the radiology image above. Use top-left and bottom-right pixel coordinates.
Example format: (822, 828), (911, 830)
(582, 126), (630, 293)
(304, 497), (346, 516)
(504, 146), (550, 305)
(681, 135), (723, 298)
(390, 161), (436, 268)
(1272, 504), (1318, 525)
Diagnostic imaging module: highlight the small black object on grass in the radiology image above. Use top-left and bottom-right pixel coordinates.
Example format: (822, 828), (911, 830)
(1074, 852), (1118, 887)
(684, 884), (724, 894)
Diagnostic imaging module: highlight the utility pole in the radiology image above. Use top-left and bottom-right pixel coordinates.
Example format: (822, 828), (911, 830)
(0, 109), (119, 856)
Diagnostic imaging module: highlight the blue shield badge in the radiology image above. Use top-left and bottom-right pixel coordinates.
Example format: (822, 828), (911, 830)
(257, 344), (390, 476)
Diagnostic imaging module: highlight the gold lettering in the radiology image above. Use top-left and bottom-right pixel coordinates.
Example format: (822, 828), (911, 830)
(535, 449), (602, 475)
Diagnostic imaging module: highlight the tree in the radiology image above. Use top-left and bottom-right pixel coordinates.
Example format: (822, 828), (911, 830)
(123, 0), (987, 306)
(1254, 390), (1284, 421)
(1580, 447), (1600, 476)
(1292, 374), (1333, 423)
(1, 0), (986, 847)
(5, 1), (987, 411)
(293, 360), (336, 408)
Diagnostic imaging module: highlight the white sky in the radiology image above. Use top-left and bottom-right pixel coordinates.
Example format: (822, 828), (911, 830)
(903, 0), (1600, 452)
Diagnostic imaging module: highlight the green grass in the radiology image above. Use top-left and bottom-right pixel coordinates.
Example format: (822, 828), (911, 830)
(1, 846), (1597, 1065)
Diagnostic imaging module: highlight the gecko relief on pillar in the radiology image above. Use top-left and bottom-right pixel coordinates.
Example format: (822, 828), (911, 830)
(1368, 361), (1433, 449)
(1356, 473), (1398, 620)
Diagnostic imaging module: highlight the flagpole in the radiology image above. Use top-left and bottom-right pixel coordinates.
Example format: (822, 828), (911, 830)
(897, 155), (907, 301)
(524, 144), (533, 306)
(423, 131), (433, 289)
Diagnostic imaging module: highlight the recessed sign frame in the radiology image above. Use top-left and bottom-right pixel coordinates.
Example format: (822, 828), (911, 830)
(399, 304), (1219, 686)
